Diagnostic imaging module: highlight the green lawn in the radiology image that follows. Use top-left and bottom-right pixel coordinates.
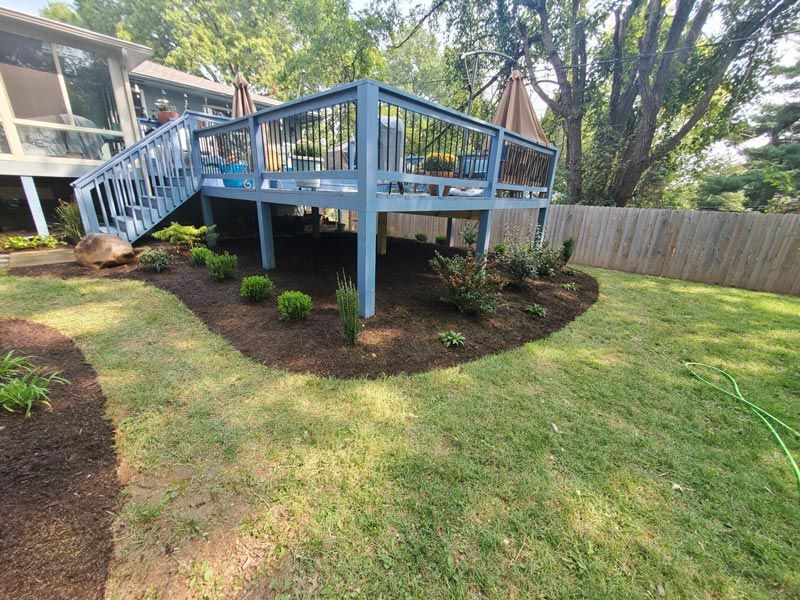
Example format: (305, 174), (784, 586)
(1, 268), (798, 598)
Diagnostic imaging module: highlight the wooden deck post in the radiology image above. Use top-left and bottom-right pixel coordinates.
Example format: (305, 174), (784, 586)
(377, 212), (388, 255)
(311, 206), (320, 239)
(21, 177), (48, 237)
(446, 217), (456, 246)
(257, 201), (276, 269)
(476, 210), (492, 256)
(200, 193), (217, 247)
(357, 210), (377, 317)
(536, 206), (548, 247)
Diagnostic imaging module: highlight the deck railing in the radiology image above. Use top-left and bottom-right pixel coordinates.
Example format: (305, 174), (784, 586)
(194, 80), (558, 200)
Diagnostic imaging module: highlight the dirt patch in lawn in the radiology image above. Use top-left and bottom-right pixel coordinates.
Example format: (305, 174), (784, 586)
(0, 319), (119, 600)
(10, 233), (598, 378)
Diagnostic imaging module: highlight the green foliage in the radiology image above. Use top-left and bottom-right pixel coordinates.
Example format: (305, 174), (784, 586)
(240, 275), (274, 302)
(524, 303), (548, 318)
(562, 282), (578, 292)
(500, 225), (540, 284)
(414, 232), (428, 243)
(293, 140), (322, 157)
(55, 199), (83, 244)
(277, 291), (313, 320)
(0, 350), (69, 417)
(335, 271), (360, 346)
(138, 248), (170, 272)
(538, 242), (565, 277)
(152, 222), (215, 251)
(430, 250), (503, 315)
(206, 252), (238, 281)
(438, 331), (465, 348)
(493, 243), (507, 255)
(561, 238), (576, 265)
(459, 223), (478, 247)
(189, 246), (215, 266)
(423, 152), (457, 172)
(1, 235), (63, 251)
(435, 235), (447, 245)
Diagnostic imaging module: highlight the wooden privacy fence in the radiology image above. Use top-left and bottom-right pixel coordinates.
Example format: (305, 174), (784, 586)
(387, 206), (800, 296)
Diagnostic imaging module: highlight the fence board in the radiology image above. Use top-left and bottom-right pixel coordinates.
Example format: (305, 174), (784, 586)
(387, 206), (800, 296)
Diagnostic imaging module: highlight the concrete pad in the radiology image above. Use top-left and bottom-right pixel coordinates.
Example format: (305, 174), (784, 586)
(8, 248), (76, 268)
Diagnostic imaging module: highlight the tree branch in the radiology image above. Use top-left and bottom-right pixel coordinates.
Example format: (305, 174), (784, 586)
(390, 0), (449, 49)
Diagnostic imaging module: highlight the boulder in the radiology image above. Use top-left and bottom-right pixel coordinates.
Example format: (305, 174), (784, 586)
(74, 233), (135, 269)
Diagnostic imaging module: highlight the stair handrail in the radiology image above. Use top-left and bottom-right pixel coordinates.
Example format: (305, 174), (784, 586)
(72, 111), (230, 189)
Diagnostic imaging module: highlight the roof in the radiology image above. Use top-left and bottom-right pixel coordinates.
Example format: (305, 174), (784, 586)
(130, 61), (279, 107)
(0, 7), (152, 69)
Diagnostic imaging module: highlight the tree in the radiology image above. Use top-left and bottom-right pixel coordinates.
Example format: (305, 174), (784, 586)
(41, 0), (386, 100)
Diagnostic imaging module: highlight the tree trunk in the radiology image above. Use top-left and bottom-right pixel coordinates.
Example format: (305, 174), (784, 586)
(564, 114), (583, 203)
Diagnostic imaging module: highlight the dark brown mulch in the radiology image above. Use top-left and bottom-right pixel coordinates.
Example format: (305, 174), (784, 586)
(10, 233), (598, 378)
(0, 320), (119, 600)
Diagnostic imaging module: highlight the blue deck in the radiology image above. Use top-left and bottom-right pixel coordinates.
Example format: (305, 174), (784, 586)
(73, 79), (558, 317)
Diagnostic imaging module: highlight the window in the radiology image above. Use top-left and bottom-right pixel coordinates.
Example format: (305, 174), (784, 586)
(0, 124), (9, 154)
(0, 31), (124, 160)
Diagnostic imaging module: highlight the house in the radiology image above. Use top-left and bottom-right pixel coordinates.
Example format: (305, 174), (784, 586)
(0, 7), (279, 238)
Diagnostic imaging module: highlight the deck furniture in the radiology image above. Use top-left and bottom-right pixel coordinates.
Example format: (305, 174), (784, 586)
(73, 79), (558, 317)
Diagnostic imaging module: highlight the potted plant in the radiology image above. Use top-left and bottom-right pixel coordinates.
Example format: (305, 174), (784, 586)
(423, 152), (457, 196)
(154, 98), (179, 124)
(291, 140), (323, 189)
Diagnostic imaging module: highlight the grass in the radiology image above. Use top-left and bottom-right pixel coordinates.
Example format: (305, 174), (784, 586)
(0, 269), (798, 597)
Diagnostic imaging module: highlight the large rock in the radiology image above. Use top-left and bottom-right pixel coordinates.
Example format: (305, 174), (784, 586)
(74, 233), (135, 269)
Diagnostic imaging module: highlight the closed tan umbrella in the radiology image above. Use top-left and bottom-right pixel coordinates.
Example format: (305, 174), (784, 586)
(232, 72), (257, 118)
(493, 69), (548, 144)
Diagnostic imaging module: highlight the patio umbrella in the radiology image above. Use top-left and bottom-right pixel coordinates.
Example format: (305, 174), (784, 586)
(492, 69), (548, 145)
(232, 72), (257, 118)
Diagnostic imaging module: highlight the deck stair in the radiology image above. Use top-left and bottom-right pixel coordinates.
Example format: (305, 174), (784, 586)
(72, 111), (228, 243)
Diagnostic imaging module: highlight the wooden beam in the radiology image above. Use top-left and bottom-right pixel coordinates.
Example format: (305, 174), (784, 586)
(377, 212), (388, 255)
(21, 176), (48, 236)
(256, 201), (275, 269)
(357, 210), (377, 317)
(200, 193), (217, 246)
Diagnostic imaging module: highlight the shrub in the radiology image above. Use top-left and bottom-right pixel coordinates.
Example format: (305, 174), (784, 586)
(0, 351), (69, 418)
(138, 248), (170, 272)
(206, 252), (238, 281)
(190, 246), (215, 266)
(538, 245), (564, 277)
(562, 282), (579, 292)
(152, 222), (216, 251)
(415, 232), (428, 243)
(278, 291), (313, 320)
(493, 243), (507, 255)
(438, 331), (465, 348)
(1, 235), (63, 251)
(561, 237), (576, 264)
(435, 235), (447, 245)
(430, 250), (503, 315)
(525, 303), (548, 318)
(459, 223), (478, 247)
(293, 140), (322, 157)
(240, 275), (274, 302)
(55, 199), (83, 244)
(506, 247), (540, 285)
(422, 152), (457, 172)
(336, 271), (360, 345)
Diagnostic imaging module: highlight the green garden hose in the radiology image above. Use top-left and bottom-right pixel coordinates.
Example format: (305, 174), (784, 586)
(684, 362), (800, 494)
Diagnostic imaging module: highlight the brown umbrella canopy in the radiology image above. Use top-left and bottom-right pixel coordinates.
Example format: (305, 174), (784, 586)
(493, 69), (549, 145)
(232, 72), (257, 118)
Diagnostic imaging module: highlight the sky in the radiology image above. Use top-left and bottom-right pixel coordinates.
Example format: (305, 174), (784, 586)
(3, 0), (49, 14)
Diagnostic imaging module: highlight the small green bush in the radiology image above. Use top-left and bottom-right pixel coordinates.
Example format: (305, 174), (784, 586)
(138, 248), (170, 272)
(55, 199), (83, 244)
(0, 350), (69, 418)
(459, 223), (478, 247)
(190, 246), (215, 266)
(207, 252), (238, 281)
(422, 152), (457, 172)
(430, 250), (503, 315)
(336, 271), (360, 345)
(240, 275), (274, 302)
(152, 221), (216, 251)
(493, 243), (507, 255)
(435, 235), (447, 245)
(561, 237), (576, 264)
(562, 282), (578, 292)
(506, 247), (540, 285)
(1, 235), (63, 251)
(415, 232), (428, 243)
(525, 303), (548, 318)
(438, 331), (465, 348)
(538, 243), (564, 277)
(278, 291), (313, 320)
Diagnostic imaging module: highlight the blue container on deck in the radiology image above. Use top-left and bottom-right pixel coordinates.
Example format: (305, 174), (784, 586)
(222, 162), (254, 189)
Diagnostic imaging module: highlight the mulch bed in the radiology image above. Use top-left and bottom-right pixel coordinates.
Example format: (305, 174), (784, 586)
(10, 233), (598, 378)
(0, 320), (119, 600)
